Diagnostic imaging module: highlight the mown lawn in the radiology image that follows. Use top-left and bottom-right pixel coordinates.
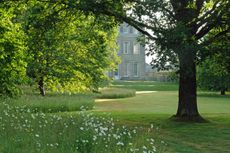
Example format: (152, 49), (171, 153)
(110, 80), (178, 91)
(95, 91), (230, 114)
(94, 81), (230, 153)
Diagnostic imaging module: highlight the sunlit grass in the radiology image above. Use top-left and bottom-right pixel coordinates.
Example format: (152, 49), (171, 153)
(110, 81), (178, 91)
(96, 88), (136, 99)
(95, 90), (230, 114)
(93, 81), (230, 153)
(8, 93), (94, 113)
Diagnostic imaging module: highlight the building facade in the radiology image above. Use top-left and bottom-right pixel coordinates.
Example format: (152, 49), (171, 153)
(115, 23), (146, 80)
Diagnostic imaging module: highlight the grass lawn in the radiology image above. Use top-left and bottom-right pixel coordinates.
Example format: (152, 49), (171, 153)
(108, 113), (230, 153)
(0, 81), (230, 153)
(95, 91), (230, 114)
(94, 81), (230, 153)
(110, 80), (178, 91)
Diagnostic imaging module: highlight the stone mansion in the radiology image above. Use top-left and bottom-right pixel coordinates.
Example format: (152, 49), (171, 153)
(112, 23), (146, 80)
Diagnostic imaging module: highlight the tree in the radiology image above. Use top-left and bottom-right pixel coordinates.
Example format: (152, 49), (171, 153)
(198, 31), (230, 95)
(56, 0), (230, 121)
(0, 3), (26, 97)
(23, 2), (119, 96)
(198, 57), (230, 95)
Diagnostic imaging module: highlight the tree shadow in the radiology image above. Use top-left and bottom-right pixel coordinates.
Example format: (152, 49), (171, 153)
(197, 92), (230, 98)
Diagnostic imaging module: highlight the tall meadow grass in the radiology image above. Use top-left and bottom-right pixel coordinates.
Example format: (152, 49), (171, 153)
(8, 93), (94, 113)
(97, 88), (136, 99)
(0, 100), (166, 153)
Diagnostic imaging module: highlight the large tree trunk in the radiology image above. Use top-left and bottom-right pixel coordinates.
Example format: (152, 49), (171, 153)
(174, 51), (205, 122)
(38, 76), (45, 96)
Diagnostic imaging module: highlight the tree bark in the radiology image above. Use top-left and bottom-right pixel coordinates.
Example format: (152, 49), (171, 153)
(174, 50), (205, 122)
(220, 89), (226, 95)
(38, 76), (45, 96)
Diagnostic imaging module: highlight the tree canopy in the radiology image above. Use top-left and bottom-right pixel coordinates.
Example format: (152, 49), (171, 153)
(0, 1), (119, 97)
(198, 30), (230, 95)
(198, 57), (230, 95)
(0, 3), (26, 97)
(23, 1), (119, 96)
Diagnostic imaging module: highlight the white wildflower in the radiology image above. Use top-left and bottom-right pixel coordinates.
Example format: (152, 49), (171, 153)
(128, 142), (133, 146)
(93, 136), (97, 141)
(31, 114), (35, 119)
(150, 124), (154, 129)
(116, 141), (124, 146)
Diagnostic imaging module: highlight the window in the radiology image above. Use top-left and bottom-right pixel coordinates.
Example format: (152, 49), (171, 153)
(133, 63), (138, 77)
(124, 63), (131, 77)
(123, 25), (129, 33)
(133, 43), (140, 54)
(123, 41), (130, 54)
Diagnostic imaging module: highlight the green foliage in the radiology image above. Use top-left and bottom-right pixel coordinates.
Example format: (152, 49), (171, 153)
(23, 2), (119, 95)
(198, 57), (230, 94)
(0, 5), (26, 97)
(198, 29), (230, 95)
(167, 71), (179, 82)
(96, 88), (136, 99)
(0, 1), (120, 97)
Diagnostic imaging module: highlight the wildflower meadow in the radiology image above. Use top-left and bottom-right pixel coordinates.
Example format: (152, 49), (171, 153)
(0, 98), (166, 153)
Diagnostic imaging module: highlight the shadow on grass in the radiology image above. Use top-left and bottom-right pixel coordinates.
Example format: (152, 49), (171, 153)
(198, 92), (230, 98)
